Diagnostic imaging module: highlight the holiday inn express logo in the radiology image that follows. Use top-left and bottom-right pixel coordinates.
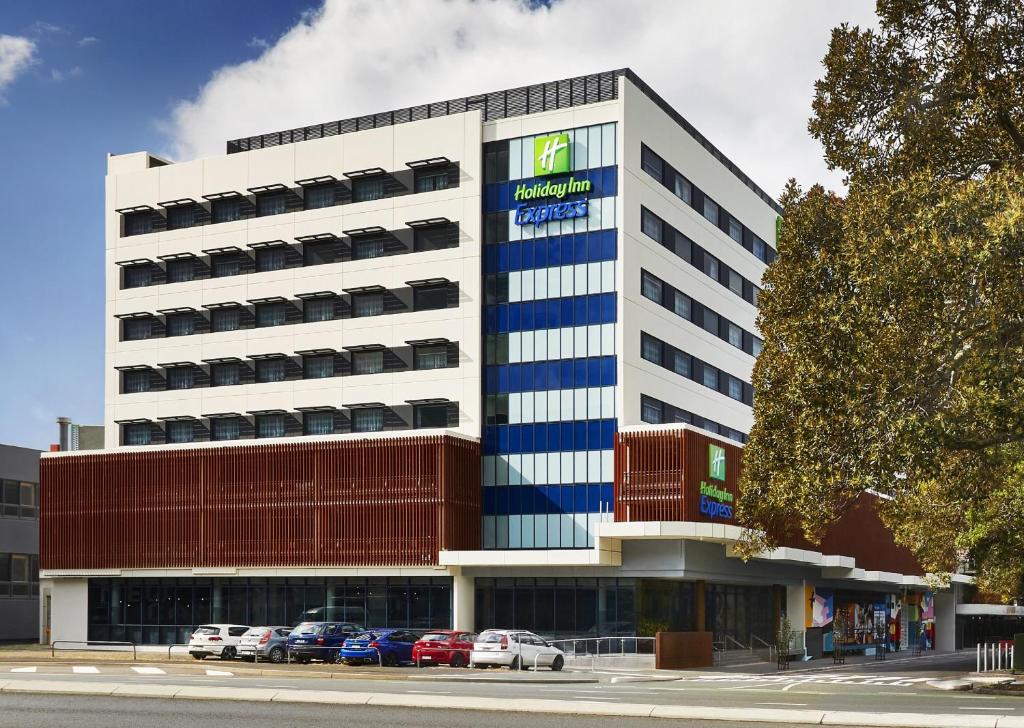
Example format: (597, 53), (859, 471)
(709, 443), (726, 481)
(534, 133), (570, 176)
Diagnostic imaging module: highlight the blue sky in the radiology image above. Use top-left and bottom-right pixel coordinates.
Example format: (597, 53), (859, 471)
(0, 2), (317, 448)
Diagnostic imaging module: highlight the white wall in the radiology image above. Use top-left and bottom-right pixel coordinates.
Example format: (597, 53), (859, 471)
(43, 578), (89, 644)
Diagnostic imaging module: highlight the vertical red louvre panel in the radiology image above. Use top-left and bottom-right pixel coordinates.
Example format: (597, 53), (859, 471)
(40, 435), (481, 570)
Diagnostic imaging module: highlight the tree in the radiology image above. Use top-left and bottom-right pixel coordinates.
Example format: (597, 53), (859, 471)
(738, 0), (1024, 597)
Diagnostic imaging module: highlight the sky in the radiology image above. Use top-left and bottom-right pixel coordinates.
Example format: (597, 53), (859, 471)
(0, 0), (877, 450)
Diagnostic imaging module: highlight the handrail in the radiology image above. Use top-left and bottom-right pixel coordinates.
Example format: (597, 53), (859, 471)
(723, 635), (747, 651)
(51, 640), (136, 660)
(750, 633), (775, 662)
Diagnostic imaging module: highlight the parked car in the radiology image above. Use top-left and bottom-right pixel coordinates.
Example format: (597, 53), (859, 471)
(470, 629), (565, 671)
(237, 626), (292, 663)
(286, 621), (363, 663)
(188, 624), (250, 660)
(341, 629), (420, 666)
(412, 630), (477, 668)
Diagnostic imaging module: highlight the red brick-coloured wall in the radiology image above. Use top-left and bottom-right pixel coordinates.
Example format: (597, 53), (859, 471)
(41, 435), (480, 570)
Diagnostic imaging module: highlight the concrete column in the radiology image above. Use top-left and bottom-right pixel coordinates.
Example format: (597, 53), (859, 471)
(48, 578), (89, 643)
(452, 572), (475, 631)
(694, 580), (706, 631)
(935, 586), (957, 652)
(786, 581), (806, 631)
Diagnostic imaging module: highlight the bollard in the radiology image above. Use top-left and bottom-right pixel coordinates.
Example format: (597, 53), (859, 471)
(977, 643), (981, 673)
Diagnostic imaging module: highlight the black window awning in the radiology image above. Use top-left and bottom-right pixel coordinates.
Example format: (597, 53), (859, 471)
(405, 217), (451, 229)
(295, 175), (337, 186)
(406, 337), (450, 346)
(405, 277), (449, 287)
(406, 156), (451, 169)
(157, 198), (197, 208)
(114, 204), (154, 214)
(247, 183), (288, 194)
(343, 167), (386, 179)
(342, 225), (387, 237)
(202, 191), (242, 201)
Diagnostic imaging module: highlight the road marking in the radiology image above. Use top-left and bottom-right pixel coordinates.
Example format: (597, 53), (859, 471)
(205, 670), (233, 676)
(10, 667), (36, 673)
(959, 707), (1010, 711)
(756, 702), (808, 707)
(131, 666), (166, 675)
(407, 690), (452, 694)
(72, 666), (99, 674)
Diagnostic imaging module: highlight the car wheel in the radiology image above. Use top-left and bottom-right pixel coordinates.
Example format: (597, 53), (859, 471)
(191, 654), (204, 661)
(449, 652), (465, 668)
(550, 655), (564, 672)
(509, 655), (520, 671)
(382, 652), (398, 667)
(220, 647), (236, 660)
(267, 646), (285, 664)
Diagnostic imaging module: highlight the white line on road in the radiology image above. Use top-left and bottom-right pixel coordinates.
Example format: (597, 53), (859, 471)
(407, 690), (452, 694)
(72, 666), (100, 674)
(756, 702), (808, 706)
(10, 667), (36, 673)
(959, 707), (1011, 711)
(204, 670), (233, 676)
(130, 667), (166, 675)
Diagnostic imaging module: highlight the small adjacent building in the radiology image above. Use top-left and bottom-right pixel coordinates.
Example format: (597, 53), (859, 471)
(0, 444), (40, 642)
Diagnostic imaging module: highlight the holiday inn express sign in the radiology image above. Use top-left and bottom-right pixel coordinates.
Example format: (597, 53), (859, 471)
(514, 132), (593, 227)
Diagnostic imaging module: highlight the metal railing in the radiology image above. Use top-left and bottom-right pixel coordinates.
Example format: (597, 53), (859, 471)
(977, 642), (1015, 672)
(546, 637), (655, 657)
(51, 640), (136, 660)
(750, 633), (775, 663)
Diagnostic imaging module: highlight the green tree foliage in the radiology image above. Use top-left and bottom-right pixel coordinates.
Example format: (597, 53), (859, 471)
(738, 0), (1024, 596)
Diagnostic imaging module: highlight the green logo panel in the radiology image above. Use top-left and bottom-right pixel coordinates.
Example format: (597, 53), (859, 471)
(534, 133), (570, 176)
(708, 443), (726, 481)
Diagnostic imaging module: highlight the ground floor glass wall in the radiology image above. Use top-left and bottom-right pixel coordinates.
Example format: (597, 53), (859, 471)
(88, 577), (452, 645)
(705, 584), (775, 644)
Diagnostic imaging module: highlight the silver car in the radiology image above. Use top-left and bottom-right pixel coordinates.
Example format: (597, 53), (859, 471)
(237, 626), (292, 663)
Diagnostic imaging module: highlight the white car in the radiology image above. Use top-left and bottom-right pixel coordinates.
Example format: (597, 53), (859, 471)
(188, 624), (250, 660)
(470, 629), (564, 671)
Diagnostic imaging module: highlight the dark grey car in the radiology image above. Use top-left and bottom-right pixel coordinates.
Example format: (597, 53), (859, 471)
(237, 626), (292, 663)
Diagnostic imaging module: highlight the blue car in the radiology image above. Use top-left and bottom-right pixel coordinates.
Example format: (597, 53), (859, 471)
(340, 629), (420, 666)
(286, 621), (363, 664)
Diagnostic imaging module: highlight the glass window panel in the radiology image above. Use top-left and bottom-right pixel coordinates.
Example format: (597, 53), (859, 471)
(211, 198), (241, 223)
(256, 193), (287, 216)
(640, 335), (662, 365)
(304, 412), (335, 435)
(211, 363), (240, 386)
(754, 237), (767, 262)
(303, 355), (334, 378)
(641, 272), (662, 302)
(673, 290), (691, 320)
(352, 351), (383, 375)
(124, 264), (151, 288)
(167, 366), (194, 390)
(673, 174), (692, 204)
(352, 408), (384, 433)
(303, 184), (335, 210)
(352, 177), (385, 202)
(124, 211), (152, 236)
(211, 417), (240, 441)
(255, 247), (287, 272)
(703, 309), (719, 336)
(302, 297), (334, 323)
(166, 313), (194, 337)
(414, 286), (448, 311)
(729, 377), (744, 401)
(728, 323), (743, 349)
(752, 337), (764, 356)
(641, 399), (662, 424)
(414, 345), (448, 370)
(728, 217), (743, 243)
(704, 254), (719, 281)
(703, 196), (719, 225)
(124, 319), (152, 341)
(673, 351), (691, 378)
(729, 270), (743, 296)
(702, 366), (719, 390)
(166, 420), (194, 444)
(166, 205), (196, 230)
(256, 414), (286, 438)
(212, 254), (242, 277)
(640, 146), (662, 181)
(414, 169), (449, 193)
(352, 237), (385, 260)
(415, 404), (448, 429)
(211, 307), (241, 332)
(256, 359), (286, 383)
(640, 209), (662, 242)
(352, 293), (384, 318)
(256, 303), (286, 327)
(123, 370), (150, 393)
(166, 259), (194, 283)
(124, 423), (151, 446)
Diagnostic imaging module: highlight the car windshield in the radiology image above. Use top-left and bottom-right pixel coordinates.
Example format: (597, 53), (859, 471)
(420, 633), (450, 641)
(353, 632), (378, 641)
(242, 628), (266, 637)
(293, 622), (320, 635)
(480, 632), (507, 643)
(194, 626), (219, 635)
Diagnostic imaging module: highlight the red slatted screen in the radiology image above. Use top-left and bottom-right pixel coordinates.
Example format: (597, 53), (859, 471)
(40, 435), (480, 570)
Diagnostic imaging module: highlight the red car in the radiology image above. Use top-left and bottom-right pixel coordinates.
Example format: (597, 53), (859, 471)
(412, 630), (477, 667)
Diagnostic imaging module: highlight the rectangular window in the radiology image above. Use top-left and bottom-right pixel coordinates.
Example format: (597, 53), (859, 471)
(640, 271), (662, 303)
(703, 254), (719, 281)
(728, 322), (743, 349)
(166, 313), (194, 337)
(414, 404), (448, 429)
(166, 366), (194, 390)
(640, 208), (662, 242)
(211, 417), (240, 441)
(414, 225), (454, 252)
(10, 555), (27, 583)
(211, 198), (241, 223)
(166, 204), (196, 230)
(256, 192), (287, 217)
(303, 184), (335, 210)
(352, 292), (384, 318)
(728, 217), (743, 244)
(641, 398), (662, 424)
(304, 411), (334, 435)
(255, 302), (286, 327)
(256, 414), (285, 438)
(352, 237), (385, 260)
(124, 264), (152, 289)
(19, 483), (36, 519)
(124, 211), (152, 236)
(255, 247), (287, 272)
(211, 307), (241, 332)
(352, 351), (384, 375)
(123, 370), (150, 393)
(752, 337), (764, 356)
(702, 366), (719, 390)
(303, 354), (334, 379)
(124, 423), (151, 446)
(414, 285), (448, 311)
(728, 377), (744, 401)
(255, 358), (286, 383)
(673, 174), (692, 205)
(211, 362), (240, 387)
(414, 345), (448, 370)
(303, 241), (337, 266)
(752, 286), (761, 307)
(640, 334), (662, 366)
(753, 236), (767, 262)
(703, 309), (719, 336)
(352, 177), (385, 202)
(352, 408), (384, 433)
(123, 318), (153, 341)
(672, 351), (691, 378)
(672, 290), (691, 320)
(640, 145), (663, 182)
(166, 258), (194, 283)
(729, 270), (743, 296)
(303, 298), (334, 322)
(211, 253), (242, 278)
(703, 196), (719, 226)
(414, 169), (450, 193)
(166, 420), (194, 444)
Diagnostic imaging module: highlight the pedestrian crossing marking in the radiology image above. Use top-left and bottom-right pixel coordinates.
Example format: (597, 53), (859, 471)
(72, 666), (100, 673)
(205, 669), (233, 676)
(10, 667), (36, 673)
(131, 666), (166, 675)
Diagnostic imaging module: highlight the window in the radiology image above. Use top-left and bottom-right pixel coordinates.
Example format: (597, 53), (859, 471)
(751, 286), (761, 307)
(672, 351), (691, 377)
(673, 174), (692, 204)
(415, 404), (448, 429)
(211, 253), (242, 278)
(352, 351), (383, 375)
(703, 309), (719, 336)
(124, 211), (152, 236)
(303, 184), (335, 210)
(641, 208), (662, 242)
(256, 302), (286, 327)
(256, 192), (287, 217)
(211, 362), (240, 386)
(728, 270), (743, 296)
(641, 334), (662, 365)
(124, 423), (151, 446)
(211, 198), (241, 223)
(728, 217), (743, 244)
(166, 258), (194, 283)
(484, 274), (508, 305)
(211, 417), (240, 441)
(352, 177), (385, 202)
(19, 483), (36, 518)
(352, 408), (384, 433)
(641, 271), (662, 303)
(167, 204), (196, 230)
(753, 236), (767, 262)
(166, 420), (194, 444)
(414, 225), (454, 252)
(414, 169), (449, 193)
(123, 370), (150, 393)
(414, 285), (447, 311)
(703, 253), (719, 281)
(672, 290), (691, 320)
(352, 292), (384, 318)
(640, 145), (663, 182)
(304, 411), (334, 435)
(211, 307), (241, 332)
(303, 355), (334, 379)
(303, 298), (334, 323)
(728, 323), (743, 349)
(703, 196), (719, 225)
(256, 358), (286, 383)
(752, 337), (764, 356)
(256, 247), (287, 272)
(10, 555), (27, 584)
(124, 264), (152, 289)
(303, 241), (337, 266)
(2, 481), (16, 517)
(167, 366), (194, 390)
(352, 237), (385, 260)
(166, 313), (194, 337)
(414, 345), (448, 370)
(256, 414), (285, 438)
(124, 318), (153, 341)
(702, 366), (719, 390)
(728, 377), (744, 401)
(641, 398), (662, 424)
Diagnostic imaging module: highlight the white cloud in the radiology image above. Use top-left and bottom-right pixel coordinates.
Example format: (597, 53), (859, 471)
(50, 65), (83, 83)
(248, 36), (270, 50)
(163, 0), (879, 196)
(0, 34), (36, 101)
(78, 36), (99, 47)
